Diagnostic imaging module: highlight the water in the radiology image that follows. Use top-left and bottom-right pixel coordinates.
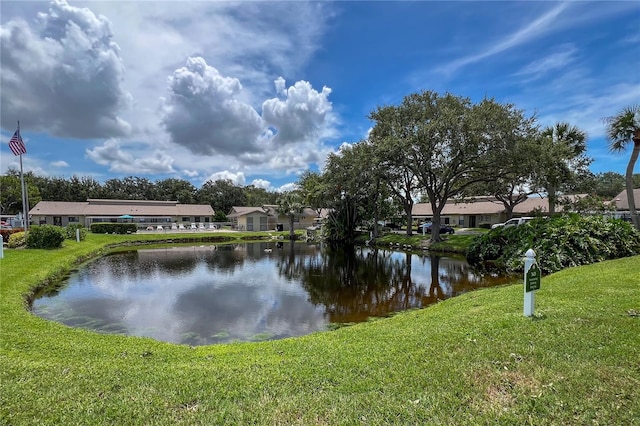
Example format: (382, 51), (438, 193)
(32, 242), (514, 345)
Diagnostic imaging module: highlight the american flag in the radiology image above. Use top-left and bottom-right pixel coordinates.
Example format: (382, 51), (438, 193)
(8, 129), (27, 156)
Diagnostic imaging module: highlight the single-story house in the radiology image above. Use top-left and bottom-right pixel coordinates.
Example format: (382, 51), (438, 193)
(412, 196), (557, 228)
(610, 189), (640, 221)
(29, 199), (214, 230)
(227, 205), (322, 231)
(412, 191), (639, 227)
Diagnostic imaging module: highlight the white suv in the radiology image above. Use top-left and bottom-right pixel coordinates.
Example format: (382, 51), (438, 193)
(491, 217), (534, 229)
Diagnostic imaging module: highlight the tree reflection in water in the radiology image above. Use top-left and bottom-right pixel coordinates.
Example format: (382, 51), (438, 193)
(277, 243), (513, 324)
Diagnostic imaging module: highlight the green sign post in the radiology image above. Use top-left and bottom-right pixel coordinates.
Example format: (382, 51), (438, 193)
(525, 263), (541, 292)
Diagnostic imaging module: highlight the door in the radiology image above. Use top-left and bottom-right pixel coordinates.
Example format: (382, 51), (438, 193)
(469, 215), (476, 228)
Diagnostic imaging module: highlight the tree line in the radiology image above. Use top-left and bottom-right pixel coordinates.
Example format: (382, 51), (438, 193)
(0, 174), (281, 221)
(295, 93), (639, 241)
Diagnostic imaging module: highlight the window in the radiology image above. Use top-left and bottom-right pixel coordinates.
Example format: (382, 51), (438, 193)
(458, 217), (464, 225)
(182, 217), (190, 222)
(444, 217), (450, 224)
(194, 216), (201, 223)
(68, 217), (79, 223)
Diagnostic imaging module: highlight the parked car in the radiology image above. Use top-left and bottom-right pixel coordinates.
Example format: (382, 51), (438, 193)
(491, 217), (534, 229)
(417, 222), (455, 234)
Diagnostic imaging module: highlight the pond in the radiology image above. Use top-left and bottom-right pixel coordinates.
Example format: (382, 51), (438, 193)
(32, 242), (515, 345)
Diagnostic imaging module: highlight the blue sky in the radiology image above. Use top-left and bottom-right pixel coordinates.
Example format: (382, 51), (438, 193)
(1, 1), (639, 192)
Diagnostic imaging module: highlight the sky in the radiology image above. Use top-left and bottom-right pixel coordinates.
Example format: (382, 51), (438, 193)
(1, 0), (639, 193)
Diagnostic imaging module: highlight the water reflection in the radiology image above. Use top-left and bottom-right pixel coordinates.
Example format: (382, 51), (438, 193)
(32, 242), (513, 345)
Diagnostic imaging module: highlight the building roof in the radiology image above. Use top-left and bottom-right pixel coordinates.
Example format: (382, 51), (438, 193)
(30, 199), (214, 217)
(227, 206), (270, 218)
(412, 196), (555, 217)
(611, 189), (640, 210)
(229, 205), (321, 218)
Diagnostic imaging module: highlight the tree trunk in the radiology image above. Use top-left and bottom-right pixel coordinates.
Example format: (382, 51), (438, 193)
(289, 215), (295, 240)
(405, 199), (413, 236)
(548, 184), (557, 215)
(430, 202), (443, 243)
(626, 137), (640, 230)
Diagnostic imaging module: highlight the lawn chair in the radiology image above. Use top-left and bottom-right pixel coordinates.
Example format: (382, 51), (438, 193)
(208, 223), (217, 230)
(198, 223), (205, 230)
(190, 223), (197, 230)
(179, 224), (186, 231)
(171, 223), (178, 231)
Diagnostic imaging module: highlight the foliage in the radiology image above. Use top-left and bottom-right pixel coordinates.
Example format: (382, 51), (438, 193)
(64, 223), (87, 241)
(558, 193), (615, 214)
(534, 122), (591, 215)
(0, 171), (42, 215)
(604, 105), (640, 230)
(275, 191), (305, 239)
(324, 194), (361, 244)
(370, 91), (538, 242)
(90, 222), (137, 234)
(243, 184), (280, 207)
(297, 170), (329, 217)
(323, 141), (389, 241)
(7, 231), (26, 248)
(213, 211), (228, 222)
(26, 225), (66, 249)
(466, 214), (640, 273)
(0, 228), (23, 243)
(573, 171), (625, 199)
(154, 178), (197, 204)
(196, 179), (248, 215)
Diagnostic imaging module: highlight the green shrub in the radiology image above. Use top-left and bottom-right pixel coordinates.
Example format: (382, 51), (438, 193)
(7, 231), (26, 248)
(64, 223), (87, 241)
(90, 223), (137, 234)
(466, 214), (640, 274)
(1, 228), (23, 243)
(26, 225), (66, 249)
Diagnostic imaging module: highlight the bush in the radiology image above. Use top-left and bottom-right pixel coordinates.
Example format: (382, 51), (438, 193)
(7, 231), (26, 248)
(466, 214), (640, 274)
(1, 228), (24, 243)
(26, 225), (66, 249)
(90, 223), (137, 234)
(64, 223), (87, 241)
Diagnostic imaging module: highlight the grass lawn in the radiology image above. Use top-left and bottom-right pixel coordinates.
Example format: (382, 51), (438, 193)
(1, 233), (639, 425)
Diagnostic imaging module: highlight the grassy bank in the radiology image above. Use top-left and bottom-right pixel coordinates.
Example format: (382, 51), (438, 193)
(1, 233), (639, 424)
(376, 230), (486, 254)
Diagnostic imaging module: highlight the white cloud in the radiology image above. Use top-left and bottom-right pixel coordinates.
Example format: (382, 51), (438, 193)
(51, 160), (69, 168)
(437, 3), (570, 76)
(278, 182), (299, 193)
(202, 170), (246, 186)
(250, 179), (271, 190)
(86, 139), (175, 174)
(262, 78), (334, 146)
(161, 57), (266, 156)
(0, 0), (132, 138)
(514, 44), (578, 80)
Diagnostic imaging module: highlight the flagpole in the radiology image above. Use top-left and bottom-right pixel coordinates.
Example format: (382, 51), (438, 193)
(18, 121), (29, 232)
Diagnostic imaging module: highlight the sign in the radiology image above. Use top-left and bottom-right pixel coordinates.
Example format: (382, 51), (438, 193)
(525, 263), (541, 292)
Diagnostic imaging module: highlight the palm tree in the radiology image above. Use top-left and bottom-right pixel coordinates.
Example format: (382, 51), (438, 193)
(276, 191), (305, 240)
(605, 105), (640, 230)
(539, 122), (589, 215)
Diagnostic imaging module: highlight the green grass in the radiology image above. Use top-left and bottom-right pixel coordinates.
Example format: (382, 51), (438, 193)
(1, 233), (639, 425)
(376, 229), (487, 253)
